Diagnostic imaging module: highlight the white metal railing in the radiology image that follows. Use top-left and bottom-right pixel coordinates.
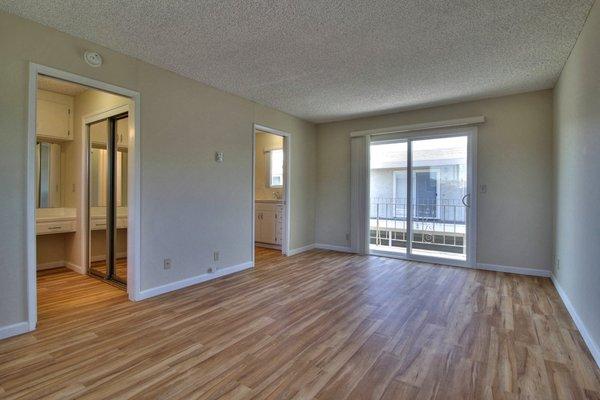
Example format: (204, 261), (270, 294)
(369, 198), (466, 254)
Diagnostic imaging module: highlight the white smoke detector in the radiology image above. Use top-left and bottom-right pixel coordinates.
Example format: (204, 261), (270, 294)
(83, 51), (102, 67)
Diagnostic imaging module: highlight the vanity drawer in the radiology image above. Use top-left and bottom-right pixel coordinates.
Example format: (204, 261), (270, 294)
(90, 219), (107, 230)
(37, 220), (75, 235)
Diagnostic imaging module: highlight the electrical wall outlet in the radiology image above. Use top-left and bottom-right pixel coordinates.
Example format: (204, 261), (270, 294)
(556, 258), (560, 271)
(164, 258), (172, 270)
(213, 251), (219, 262)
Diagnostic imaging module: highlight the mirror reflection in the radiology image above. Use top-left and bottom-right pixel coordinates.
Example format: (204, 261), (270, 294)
(89, 121), (128, 208)
(36, 141), (62, 208)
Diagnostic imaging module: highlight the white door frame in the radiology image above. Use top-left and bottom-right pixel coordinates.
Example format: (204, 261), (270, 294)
(252, 124), (291, 261)
(368, 126), (478, 268)
(26, 63), (142, 331)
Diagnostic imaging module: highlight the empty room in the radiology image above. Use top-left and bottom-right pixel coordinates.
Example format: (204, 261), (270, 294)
(0, 1), (599, 399)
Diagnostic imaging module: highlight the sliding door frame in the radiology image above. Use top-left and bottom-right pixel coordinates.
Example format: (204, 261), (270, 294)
(85, 108), (130, 285)
(368, 126), (478, 268)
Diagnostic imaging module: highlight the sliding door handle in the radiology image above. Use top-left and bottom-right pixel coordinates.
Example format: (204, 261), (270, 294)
(461, 194), (471, 207)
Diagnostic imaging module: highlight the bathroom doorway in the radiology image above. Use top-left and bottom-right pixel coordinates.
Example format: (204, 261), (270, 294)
(252, 125), (290, 260)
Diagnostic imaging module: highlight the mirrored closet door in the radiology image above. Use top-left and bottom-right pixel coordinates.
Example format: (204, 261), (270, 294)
(88, 113), (128, 286)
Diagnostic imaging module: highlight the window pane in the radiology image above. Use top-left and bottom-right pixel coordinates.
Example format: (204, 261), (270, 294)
(270, 149), (283, 187)
(414, 170), (438, 219)
(411, 136), (467, 260)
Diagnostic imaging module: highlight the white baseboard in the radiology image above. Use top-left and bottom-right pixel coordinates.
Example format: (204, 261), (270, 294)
(551, 275), (600, 368)
(36, 260), (85, 274)
(0, 321), (30, 340)
(36, 260), (66, 270)
(66, 262), (85, 274)
(287, 243), (315, 256)
(315, 243), (354, 253)
(476, 263), (551, 277)
(255, 243), (282, 251)
(136, 261), (254, 301)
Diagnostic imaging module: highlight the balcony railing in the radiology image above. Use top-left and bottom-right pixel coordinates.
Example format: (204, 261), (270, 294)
(369, 198), (466, 257)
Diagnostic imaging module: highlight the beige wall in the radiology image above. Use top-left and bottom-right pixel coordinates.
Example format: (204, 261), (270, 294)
(0, 11), (316, 328)
(553, 1), (600, 357)
(255, 132), (284, 201)
(316, 90), (554, 270)
(36, 234), (67, 268)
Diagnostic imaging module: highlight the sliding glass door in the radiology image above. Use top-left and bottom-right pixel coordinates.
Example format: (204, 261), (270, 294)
(369, 129), (475, 266)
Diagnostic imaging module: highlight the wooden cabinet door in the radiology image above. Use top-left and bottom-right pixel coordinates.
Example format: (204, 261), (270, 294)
(116, 117), (128, 148)
(274, 210), (283, 245)
(260, 210), (277, 244)
(37, 99), (71, 140)
(89, 119), (108, 147)
(255, 211), (263, 243)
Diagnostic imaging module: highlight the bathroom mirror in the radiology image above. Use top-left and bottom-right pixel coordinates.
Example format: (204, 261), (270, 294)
(35, 141), (62, 208)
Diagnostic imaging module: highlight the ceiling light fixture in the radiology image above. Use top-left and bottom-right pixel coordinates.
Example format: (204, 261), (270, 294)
(83, 51), (102, 67)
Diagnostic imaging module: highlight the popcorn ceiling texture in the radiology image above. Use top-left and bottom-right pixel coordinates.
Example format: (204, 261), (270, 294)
(0, 0), (594, 122)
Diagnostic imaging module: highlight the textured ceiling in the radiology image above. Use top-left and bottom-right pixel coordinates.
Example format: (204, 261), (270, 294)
(1, 0), (594, 122)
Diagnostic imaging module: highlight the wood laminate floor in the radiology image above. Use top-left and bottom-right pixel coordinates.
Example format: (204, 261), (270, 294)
(89, 257), (128, 283)
(1, 249), (599, 399)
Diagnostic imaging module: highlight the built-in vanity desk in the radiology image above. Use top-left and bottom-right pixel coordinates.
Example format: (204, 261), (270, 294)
(255, 200), (284, 247)
(36, 208), (76, 235)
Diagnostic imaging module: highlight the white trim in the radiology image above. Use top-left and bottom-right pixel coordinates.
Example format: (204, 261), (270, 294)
(36, 260), (84, 274)
(551, 275), (600, 368)
(477, 263), (551, 277)
(26, 65), (38, 332)
(351, 116), (485, 137)
(370, 249), (471, 268)
(36, 260), (66, 270)
(255, 243), (282, 250)
(467, 129), (478, 266)
(0, 322), (30, 340)
(65, 262), (85, 274)
(27, 64), (143, 334)
(137, 261), (253, 300)
(287, 243), (316, 256)
(315, 243), (354, 253)
(252, 124), (291, 259)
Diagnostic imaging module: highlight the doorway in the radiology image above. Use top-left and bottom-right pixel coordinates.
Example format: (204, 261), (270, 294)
(26, 64), (141, 331)
(368, 128), (476, 267)
(252, 124), (290, 260)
